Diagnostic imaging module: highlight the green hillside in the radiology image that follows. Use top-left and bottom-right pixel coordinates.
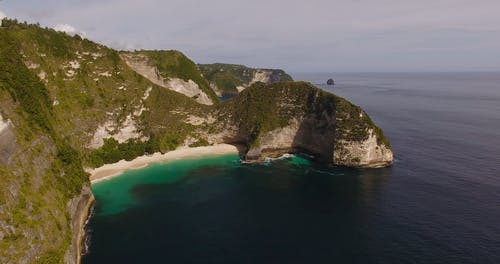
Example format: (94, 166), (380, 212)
(216, 81), (391, 149)
(198, 63), (293, 97)
(123, 50), (219, 103)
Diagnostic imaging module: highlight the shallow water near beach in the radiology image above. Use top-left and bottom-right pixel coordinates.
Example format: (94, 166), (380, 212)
(83, 72), (500, 263)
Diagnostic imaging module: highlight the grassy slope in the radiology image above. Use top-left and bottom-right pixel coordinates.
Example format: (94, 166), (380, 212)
(2, 19), (212, 165)
(126, 50), (219, 103)
(0, 20), (88, 263)
(217, 81), (391, 148)
(198, 63), (293, 96)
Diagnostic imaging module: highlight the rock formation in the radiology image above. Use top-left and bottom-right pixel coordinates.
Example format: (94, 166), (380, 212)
(121, 51), (216, 105)
(0, 114), (17, 166)
(209, 82), (393, 168)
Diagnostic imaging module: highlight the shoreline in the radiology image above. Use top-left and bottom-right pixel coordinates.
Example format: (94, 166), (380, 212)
(64, 186), (94, 264)
(75, 195), (94, 264)
(86, 144), (239, 184)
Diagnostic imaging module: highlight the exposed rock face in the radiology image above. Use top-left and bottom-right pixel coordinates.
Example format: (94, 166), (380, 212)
(89, 115), (145, 149)
(64, 187), (94, 264)
(244, 116), (392, 167)
(244, 114), (337, 163)
(249, 70), (274, 85)
(167, 78), (211, 105)
(245, 119), (302, 160)
(213, 82), (393, 168)
(334, 129), (393, 168)
(121, 53), (213, 105)
(0, 114), (17, 166)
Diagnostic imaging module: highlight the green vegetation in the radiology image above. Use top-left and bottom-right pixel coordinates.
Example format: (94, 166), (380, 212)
(87, 138), (151, 167)
(334, 95), (391, 148)
(0, 29), (53, 134)
(218, 81), (390, 149)
(198, 63), (293, 97)
(189, 137), (210, 147)
(85, 131), (196, 168)
(1, 20), (90, 195)
(130, 50), (219, 103)
(0, 19), (93, 263)
(217, 82), (293, 145)
(218, 82), (332, 144)
(206, 70), (243, 95)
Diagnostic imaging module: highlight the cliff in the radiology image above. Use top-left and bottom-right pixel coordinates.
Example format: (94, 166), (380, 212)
(0, 20), (90, 263)
(198, 63), (293, 98)
(0, 19), (392, 263)
(209, 82), (393, 167)
(121, 51), (218, 105)
(64, 187), (94, 264)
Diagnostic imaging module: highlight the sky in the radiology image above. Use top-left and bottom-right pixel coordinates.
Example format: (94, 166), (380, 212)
(1, 0), (499, 72)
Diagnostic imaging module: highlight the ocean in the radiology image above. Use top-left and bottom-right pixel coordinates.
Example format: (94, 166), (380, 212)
(83, 72), (500, 263)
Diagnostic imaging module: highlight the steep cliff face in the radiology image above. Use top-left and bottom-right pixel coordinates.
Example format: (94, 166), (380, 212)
(64, 187), (94, 264)
(121, 51), (217, 105)
(198, 63), (293, 97)
(212, 82), (393, 168)
(333, 129), (393, 168)
(0, 21), (91, 262)
(0, 114), (17, 165)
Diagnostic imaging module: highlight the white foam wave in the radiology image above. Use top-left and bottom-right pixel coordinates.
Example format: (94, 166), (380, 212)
(264, 153), (295, 163)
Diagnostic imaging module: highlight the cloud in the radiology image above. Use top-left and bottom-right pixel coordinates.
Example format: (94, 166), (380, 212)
(3, 0), (500, 71)
(53, 23), (76, 34)
(0, 10), (6, 20)
(53, 23), (86, 37)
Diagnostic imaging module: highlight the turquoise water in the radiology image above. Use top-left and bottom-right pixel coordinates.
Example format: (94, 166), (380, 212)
(84, 153), (394, 263)
(91, 154), (242, 216)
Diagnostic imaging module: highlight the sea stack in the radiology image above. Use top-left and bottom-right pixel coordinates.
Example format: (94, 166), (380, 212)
(327, 78), (335, 85)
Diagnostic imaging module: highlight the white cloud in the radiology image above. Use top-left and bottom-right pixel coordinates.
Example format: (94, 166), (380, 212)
(53, 23), (76, 34)
(52, 23), (86, 37)
(3, 0), (500, 71)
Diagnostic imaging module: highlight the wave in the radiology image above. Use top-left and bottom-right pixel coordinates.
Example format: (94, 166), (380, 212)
(264, 153), (295, 163)
(82, 205), (95, 256)
(310, 168), (339, 176)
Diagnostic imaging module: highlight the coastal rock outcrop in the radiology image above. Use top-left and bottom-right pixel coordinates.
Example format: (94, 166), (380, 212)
(333, 129), (393, 168)
(213, 82), (393, 168)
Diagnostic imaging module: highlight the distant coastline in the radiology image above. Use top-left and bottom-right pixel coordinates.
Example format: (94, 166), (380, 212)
(86, 144), (239, 184)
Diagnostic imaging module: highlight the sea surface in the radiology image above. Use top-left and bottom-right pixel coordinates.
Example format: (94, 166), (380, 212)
(83, 72), (500, 263)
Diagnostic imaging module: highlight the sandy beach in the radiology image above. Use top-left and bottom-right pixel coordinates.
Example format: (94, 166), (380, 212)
(87, 144), (239, 184)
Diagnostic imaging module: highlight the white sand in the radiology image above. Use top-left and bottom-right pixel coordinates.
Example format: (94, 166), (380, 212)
(87, 144), (239, 184)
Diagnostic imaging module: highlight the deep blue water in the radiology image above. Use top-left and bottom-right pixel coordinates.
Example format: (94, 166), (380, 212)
(83, 72), (500, 263)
